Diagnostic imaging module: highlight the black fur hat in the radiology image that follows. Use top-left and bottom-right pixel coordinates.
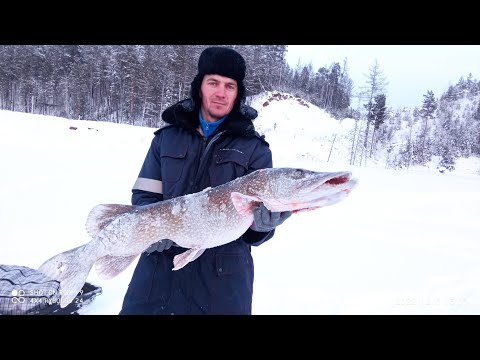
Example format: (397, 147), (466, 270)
(189, 46), (247, 113)
(197, 46), (246, 83)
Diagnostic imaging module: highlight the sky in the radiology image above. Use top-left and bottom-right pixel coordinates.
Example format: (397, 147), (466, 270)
(1, 92), (480, 315)
(286, 45), (480, 110)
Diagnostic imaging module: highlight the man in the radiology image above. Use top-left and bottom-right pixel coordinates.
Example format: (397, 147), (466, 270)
(119, 46), (291, 315)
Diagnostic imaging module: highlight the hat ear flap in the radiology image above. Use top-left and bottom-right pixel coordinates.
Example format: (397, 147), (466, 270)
(233, 81), (246, 109)
(189, 74), (203, 109)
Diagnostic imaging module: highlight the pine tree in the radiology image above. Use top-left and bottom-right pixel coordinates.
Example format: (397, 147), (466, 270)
(368, 93), (387, 156)
(359, 59), (388, 165)
(418, 90), (437, 165)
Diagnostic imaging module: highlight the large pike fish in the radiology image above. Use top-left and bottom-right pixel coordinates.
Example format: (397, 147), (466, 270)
(38, 167), (358, 307)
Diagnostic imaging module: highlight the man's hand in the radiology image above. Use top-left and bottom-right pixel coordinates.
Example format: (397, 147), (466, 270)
(145, 239), (174, 253)
(250, 203), (292, 232)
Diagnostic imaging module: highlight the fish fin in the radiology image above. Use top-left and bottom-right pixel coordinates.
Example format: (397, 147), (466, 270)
(38, 245), (94, 308)
(172, 248), (206, 271)
(94, 254), (139, 280)
(230, 192), (260, 215)
(85, 204), (134, 237)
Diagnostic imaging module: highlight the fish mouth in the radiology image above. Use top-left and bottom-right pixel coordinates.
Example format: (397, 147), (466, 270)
(309, 172), (352, 191)
(291, 173), (356, 212)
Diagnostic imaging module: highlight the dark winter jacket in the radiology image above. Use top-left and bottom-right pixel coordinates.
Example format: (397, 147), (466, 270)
(119, 98), (274, 315)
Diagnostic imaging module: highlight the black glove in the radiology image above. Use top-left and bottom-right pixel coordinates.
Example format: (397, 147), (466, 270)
(145, 239), (174, 254)
(250, 203), (292, 232)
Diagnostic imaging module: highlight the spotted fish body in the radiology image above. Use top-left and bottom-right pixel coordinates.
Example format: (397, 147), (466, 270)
(38, 167), (358, 307)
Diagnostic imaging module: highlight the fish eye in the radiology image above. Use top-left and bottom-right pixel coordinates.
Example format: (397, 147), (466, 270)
(292, 169), (304, 178)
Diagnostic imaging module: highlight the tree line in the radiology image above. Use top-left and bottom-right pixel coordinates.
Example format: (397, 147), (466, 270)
(371, 76), (480, 171)
(0, 45), (353, 127)
(1, 45), (478, 172)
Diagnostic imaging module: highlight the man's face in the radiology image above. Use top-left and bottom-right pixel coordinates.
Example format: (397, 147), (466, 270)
(200, 74), (238, 123)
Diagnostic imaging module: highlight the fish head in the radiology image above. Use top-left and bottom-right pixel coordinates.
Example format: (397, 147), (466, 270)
(253, 167), (358, 213)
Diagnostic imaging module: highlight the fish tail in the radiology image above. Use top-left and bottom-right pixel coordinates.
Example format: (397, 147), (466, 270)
(38, 245), (95, 308)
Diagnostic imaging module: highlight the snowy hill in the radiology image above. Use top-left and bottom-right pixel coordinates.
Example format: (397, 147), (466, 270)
(248, 91), (356, 168)
(248, 91), (480, 175)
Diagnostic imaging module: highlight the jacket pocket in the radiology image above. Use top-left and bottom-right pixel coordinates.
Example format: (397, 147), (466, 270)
(210, 148), (249, 187)
(212, 252), (254, 314)
(123, 253), (173, 307)
(160, 143), (188, 182)
(215, 253), (251, 276)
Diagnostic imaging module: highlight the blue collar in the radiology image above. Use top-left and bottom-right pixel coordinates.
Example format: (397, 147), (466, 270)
(199, 111), (227, 138)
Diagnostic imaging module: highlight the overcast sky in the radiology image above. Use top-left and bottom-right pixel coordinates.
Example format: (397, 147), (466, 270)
(285, 45), (480, 109)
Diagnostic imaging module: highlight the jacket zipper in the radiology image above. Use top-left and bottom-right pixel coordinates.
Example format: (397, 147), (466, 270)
(192, 131), (225, 191)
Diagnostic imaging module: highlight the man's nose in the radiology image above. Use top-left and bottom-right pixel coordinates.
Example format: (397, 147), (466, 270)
(214, 84), (227, 96)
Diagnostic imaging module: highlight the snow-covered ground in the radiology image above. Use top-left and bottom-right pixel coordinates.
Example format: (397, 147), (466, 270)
(1, 92), (479, 314)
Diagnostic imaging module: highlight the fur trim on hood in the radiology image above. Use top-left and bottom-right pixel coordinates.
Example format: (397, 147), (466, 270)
(161, 98), (258, 138)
